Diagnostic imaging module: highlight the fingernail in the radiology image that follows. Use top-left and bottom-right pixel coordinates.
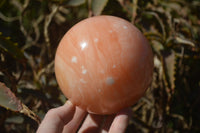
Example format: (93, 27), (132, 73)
(65, 100), (73, 106)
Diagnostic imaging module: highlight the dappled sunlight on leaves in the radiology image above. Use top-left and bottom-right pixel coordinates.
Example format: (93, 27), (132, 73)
(0, 0), (199, 132)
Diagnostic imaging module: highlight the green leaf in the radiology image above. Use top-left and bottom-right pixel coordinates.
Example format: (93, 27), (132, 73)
(0, 82), (23, 111)
(0, 32), (25, 60)
(5, 116), (24, 124)
(92, 0), (109, 16)
(174, 36), (195, 47)
(67, 0), (86, 6)
(162, 50), (176, 91)
(0, 82), (41, 124)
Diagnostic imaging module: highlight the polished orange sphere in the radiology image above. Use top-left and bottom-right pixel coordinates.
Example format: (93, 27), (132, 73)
(55, 15), (153, 114)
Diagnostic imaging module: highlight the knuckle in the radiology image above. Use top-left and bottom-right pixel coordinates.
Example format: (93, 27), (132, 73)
(45, 108), (57, 117)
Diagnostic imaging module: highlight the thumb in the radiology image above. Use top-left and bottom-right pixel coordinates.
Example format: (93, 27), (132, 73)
(37, 101), (75, 133)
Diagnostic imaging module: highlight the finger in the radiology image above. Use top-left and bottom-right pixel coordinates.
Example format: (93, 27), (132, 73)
(78, 114), (105, 133)
(37, 101), (75, 133)
(100, 115), (115, 133)
(108, 108), (132, 133)
(62, 107), (87, 133)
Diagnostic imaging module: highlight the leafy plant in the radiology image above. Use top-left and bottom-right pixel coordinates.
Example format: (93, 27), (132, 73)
(0, 0), (199, 132)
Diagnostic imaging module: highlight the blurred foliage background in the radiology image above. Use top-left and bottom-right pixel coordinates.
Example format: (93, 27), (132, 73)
(0, 0), (200, 132)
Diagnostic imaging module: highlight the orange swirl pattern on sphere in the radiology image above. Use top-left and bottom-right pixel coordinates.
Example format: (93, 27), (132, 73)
(55, 16), (154, 114)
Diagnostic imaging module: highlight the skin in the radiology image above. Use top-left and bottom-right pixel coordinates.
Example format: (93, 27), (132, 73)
(37, 101), (132, 133)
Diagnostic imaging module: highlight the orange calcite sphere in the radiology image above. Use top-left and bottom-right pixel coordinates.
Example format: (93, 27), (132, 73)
(55, 15), (153, 114)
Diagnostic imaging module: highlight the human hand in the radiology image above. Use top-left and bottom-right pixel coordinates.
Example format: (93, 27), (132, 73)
(36, 101), (132, 133)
